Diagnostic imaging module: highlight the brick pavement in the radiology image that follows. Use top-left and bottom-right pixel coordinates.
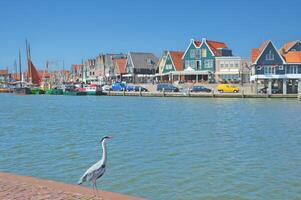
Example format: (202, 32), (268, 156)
(0, 173), (144, 200)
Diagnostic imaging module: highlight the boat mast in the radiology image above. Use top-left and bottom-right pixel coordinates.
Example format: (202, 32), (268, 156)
(25, 39), (32, 84)
(18, 49), (22, 87)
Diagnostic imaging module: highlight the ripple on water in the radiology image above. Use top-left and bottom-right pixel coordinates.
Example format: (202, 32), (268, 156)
(1, 94), (301, 200)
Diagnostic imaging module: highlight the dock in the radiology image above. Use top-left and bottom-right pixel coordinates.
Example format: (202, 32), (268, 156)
(104, 91), (298, 99)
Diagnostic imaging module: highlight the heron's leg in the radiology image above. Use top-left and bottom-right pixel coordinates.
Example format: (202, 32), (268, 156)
(94, 181), (103, 200)
(92, 180), (96, 198)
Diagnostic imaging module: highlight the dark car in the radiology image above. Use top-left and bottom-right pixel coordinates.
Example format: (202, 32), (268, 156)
(258, 87), (280, 94)
(157, 83), (179, 92)
(191, 85), (212, 93)
(126, 85), (148, 92)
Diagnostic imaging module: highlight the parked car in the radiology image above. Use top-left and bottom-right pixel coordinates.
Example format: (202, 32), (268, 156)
(157, 83), (179, 92)
(217, 84), (240, 93)
(101, 85), (111, 91)
(191, 85), (212, 93)
(111, 82), (126, 91)
(258, 87), (280, 94)
(126, 85), (148, 92)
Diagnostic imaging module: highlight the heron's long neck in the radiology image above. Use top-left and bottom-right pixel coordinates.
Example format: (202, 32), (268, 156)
(101, 140), (107, 163)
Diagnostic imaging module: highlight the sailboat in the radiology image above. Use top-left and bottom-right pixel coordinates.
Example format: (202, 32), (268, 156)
(13, 49), (31, 95)
(25, 39), (44, 94)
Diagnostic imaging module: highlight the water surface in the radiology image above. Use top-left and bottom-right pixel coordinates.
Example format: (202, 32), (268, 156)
(0, 94), (301, 199)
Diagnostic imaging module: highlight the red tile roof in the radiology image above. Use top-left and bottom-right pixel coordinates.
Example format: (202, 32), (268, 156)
(284, 51), (301, 63)
(193, 39), (228, 56)
(194, 41), (202, 47)
(280, 41), (299, 54)
(0, 69), (8, 75)
(251, 40), (270, 63)
(114, 58), (127, 74)
(169, 51), (184, 71)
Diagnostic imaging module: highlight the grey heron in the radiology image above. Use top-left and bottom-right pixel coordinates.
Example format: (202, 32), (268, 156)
(78, 135), (112, 195)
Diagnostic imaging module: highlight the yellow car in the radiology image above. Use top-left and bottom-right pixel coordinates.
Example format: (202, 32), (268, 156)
(217, 84), (240, 93)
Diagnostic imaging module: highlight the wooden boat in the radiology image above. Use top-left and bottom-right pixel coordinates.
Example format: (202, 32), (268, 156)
(13, 50), (31, 95)
(0, 88), (11, 93)
(13, 87), (31, 95)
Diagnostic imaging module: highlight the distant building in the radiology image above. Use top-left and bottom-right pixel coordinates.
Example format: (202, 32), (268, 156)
(113, 58), (127, 81)
(0, 69), (9, 83)
(125, 52), (158, 83)
(215, 57), (250, 83)
(155, 51), (184, 82)
(182, 38), (232, 82)
(94, 53), (126, 81)
(70, 64), (83, 82)
(250, 40), (301, 94)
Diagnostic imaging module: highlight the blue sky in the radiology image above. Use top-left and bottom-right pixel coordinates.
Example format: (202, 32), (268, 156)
(0, 0), (300, 71)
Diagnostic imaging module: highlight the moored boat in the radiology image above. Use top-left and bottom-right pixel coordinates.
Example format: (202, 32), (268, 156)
(30, 88), (45, 94)
(84, 84), (102, 95)
(13, 87), (32, 95)
(45, 88), (63, 95)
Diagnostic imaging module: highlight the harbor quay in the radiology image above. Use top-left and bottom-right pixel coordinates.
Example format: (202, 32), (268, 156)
(1, 38), (301, 98)
(0, 172), (144, 200)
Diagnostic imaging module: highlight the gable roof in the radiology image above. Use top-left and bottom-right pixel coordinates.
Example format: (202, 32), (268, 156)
(169, 51), (184, 71)
(251, 40), (270, 63)
(280, 40), (301, 54)
(114, 58), (127, 74)
(189, 39), (228, 57)
(251, 40), (286, 64)
(284, 51), (301, 63)
(128, 52), (158, 69)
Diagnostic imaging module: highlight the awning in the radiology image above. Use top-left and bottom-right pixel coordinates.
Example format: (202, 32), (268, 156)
(137, 74), (155, 78)
(122, 74), (133, 77)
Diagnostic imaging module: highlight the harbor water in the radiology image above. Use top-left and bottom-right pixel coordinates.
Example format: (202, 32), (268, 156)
(0, 94), (301, 200)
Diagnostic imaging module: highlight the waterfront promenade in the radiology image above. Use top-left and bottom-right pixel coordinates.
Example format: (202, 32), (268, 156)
(0, 173), (144, 200)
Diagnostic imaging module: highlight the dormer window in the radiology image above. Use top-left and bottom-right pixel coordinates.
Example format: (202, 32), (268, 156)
(266, 50), (274, 61)
(147, 58), (152, 65)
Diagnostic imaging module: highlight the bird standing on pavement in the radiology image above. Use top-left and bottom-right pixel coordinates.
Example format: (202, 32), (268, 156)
(78, 135), (112, 195)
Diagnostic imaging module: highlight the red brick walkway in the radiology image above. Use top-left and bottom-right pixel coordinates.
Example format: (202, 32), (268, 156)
(0, 173), (144, 200)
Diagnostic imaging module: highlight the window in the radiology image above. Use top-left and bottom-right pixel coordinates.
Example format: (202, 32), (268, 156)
(266, 50), (275, 61)
(165, 64), (173, 70)
(235, 63), (239, 67)
(190, 49), (195, 58)
(201, 48), (207, 57)
(196, 49), (201, 58)
(287, 65), (298, 74)
(185, 60), (190, 68)
(147, 58), (152, 65)
(205, 59), (213, 68)
(190, 60), (195, 68)
(221, 64), (224, 68)
(264, 66), (276, 74)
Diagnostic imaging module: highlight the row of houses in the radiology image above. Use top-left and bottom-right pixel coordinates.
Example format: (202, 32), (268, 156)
(69, 37), (301, 94)
(71, 37), (250, 84)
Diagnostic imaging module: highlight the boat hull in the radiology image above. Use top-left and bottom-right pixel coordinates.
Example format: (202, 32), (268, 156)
(86, 91), (102, 95)
(13, 87), (32, 95)
(63, 91), (87, 96)
(30, 88), (45, 95)
(46, 89), (63, 95)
